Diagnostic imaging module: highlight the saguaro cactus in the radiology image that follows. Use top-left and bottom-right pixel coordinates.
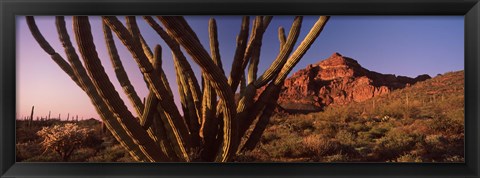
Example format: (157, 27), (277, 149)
(27, 16), (330, 162)
(29, 106), (34, 128)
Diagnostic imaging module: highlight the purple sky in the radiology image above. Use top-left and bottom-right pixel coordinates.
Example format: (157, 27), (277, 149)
(16, 16), (464, 120)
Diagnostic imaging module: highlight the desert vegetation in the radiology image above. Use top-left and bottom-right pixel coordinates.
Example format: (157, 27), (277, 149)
(37, 123), (94, 161)
(236, 71), (464, 162)
(25, 15), (330, 162)
(16, 119), (119, 162)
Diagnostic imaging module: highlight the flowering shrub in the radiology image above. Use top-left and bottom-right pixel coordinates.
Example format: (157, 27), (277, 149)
(37, 123), (91, 161)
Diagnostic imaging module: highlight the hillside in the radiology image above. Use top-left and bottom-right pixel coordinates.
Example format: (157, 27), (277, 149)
(271, 52), (431, 113)
(239, 70), (464, 162)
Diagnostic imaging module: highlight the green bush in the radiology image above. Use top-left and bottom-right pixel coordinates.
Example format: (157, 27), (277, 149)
(16, 141), (43, 162)
(324, 153), (349, 162)
(394, 153), (422, 162)
(302, 134), (341, 161)
(373, 129), (417, 161)
(335, 130), (356, 147)
(87, 144), (132, 162)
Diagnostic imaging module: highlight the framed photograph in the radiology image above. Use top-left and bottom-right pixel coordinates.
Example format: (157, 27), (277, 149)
(1, 0), (479, 177)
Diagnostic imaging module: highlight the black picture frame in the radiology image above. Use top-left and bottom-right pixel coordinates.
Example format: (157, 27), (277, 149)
(1, 0), (479, 177)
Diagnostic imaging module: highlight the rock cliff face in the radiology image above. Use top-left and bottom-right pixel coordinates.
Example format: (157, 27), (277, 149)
(275, 52), (431, 113)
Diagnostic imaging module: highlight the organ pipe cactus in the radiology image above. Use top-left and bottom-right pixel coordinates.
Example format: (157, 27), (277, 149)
(27, 15), (330, 162)
(103, 22), (144, 116)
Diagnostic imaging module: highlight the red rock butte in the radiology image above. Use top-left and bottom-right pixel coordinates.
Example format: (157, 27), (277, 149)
(264, 52), (431, 113)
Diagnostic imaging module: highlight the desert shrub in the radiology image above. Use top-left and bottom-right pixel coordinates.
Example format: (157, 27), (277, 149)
(348, 121), (370, 133)
(354, 146), (373, 158)
(427, 115), (463, 134)
(302, 134), (341, 161)
(314, 121), (339, 138)
(406, 119), (432, 135)
(70, 148), (97, 162)
(424, 134), (446, 146)
(255, 124), (305, 159)
(404, 106), (421, 120)
(234, 149), (271, 162)
(375, 100), (405, 119)
(265, 136), (303, 158)
(117, 155), (135, 162)
(82, 132), (104, 154)
(445, 108), (464, 123)
(357, 122), (391, 143)
(320, 105), (360, 123)
(335, 130), (356, 147)
(394, 153), (422, 162)
(324, 153), (350, 162)
(87, 144), (132, 162)
(367, 126), (389, 139)
(356, 132), (373, 146)
(16, 141), (43, 161)
(373, 129), (416, 161)
(260, 131), (281, 144)
(23, 152), (61, 162)
(443, 155), (464, 162)
(422, 133), (464, 161)
(16, 125), (41, 142)
(37, 123), (92, 161)
(287, 117), (315, 133)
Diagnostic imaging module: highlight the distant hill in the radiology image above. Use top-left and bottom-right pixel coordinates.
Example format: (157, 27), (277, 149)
(267, 52), (431, 113)
(326, 69), (464, 120)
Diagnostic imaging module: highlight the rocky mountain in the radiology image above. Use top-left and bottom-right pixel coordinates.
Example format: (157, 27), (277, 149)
(275, 52), (431, 113)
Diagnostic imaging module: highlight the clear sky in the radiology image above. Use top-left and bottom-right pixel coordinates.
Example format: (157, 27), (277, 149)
(16, 16), (464, 120)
